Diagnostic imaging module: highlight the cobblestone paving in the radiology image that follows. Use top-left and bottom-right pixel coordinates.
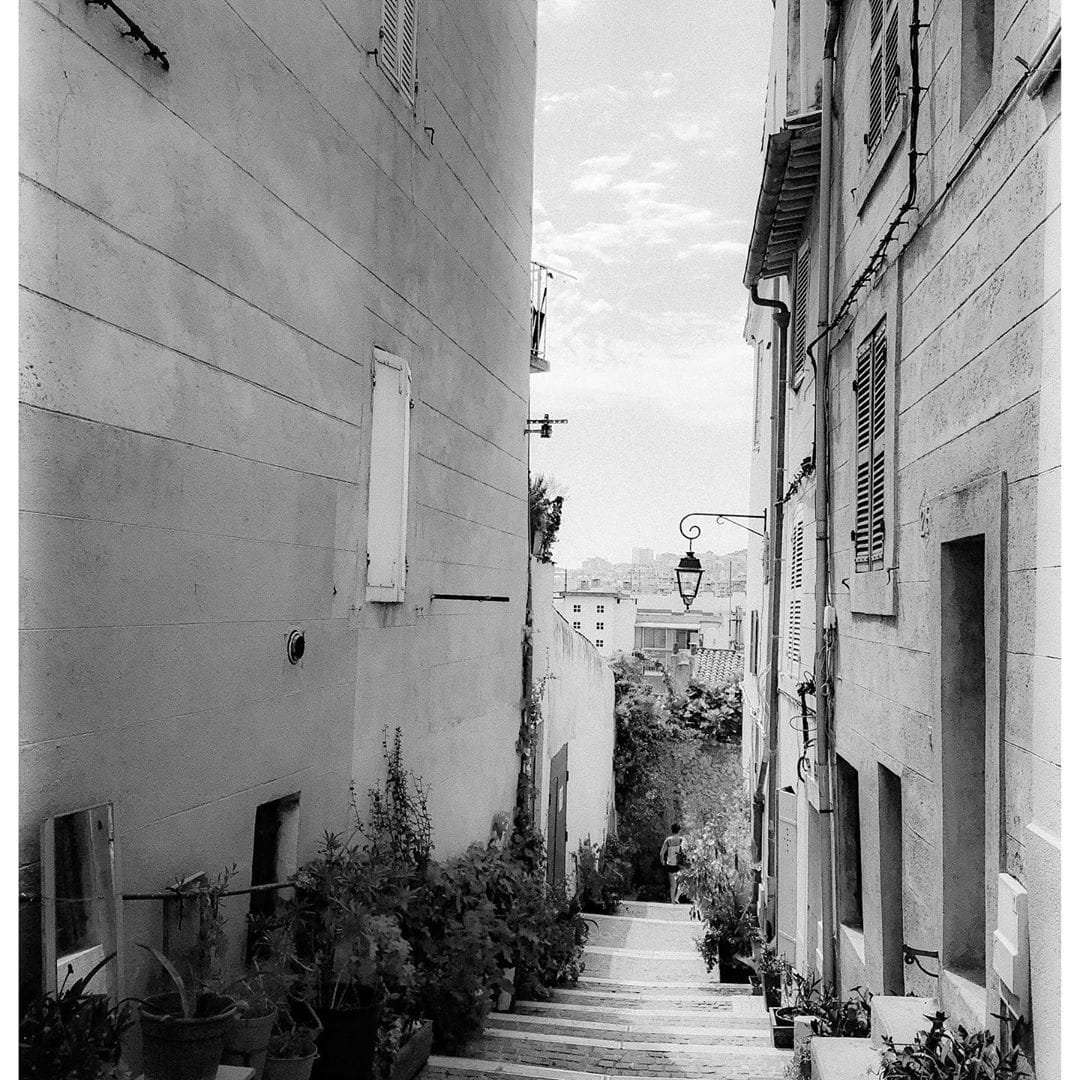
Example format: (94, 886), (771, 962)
(425, 900), (790, 1080)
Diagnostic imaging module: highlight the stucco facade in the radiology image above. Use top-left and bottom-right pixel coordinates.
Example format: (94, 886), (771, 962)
(743, 0), (1058, 1073)
(20, 0), (538, 1008)
(553, 588), (637, 660)
(532, 563), (617, 887)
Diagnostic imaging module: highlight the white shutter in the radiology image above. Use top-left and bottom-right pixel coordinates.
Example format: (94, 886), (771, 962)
(786, 521), (804, 669)
(854, 321), (888, 573)
(379, 0), (400, 89)
(366, 349), (411, 603)
(792, 246), (811, 382)
(400, 0), (417, 103)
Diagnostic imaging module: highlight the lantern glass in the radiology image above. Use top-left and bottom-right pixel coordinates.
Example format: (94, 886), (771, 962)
(676, 551), (703, 610)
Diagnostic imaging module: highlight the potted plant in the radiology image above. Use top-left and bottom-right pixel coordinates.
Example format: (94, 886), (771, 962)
(265, 1005), (321, 1080)
(289, 833), (416, 1080)
(220, 966), (277, 1080)
(755, 942), (786, 1009)
(880, 1011), (1028, 1079)
(20, 953), (133, 1080)
(137, 945), (237, 1080)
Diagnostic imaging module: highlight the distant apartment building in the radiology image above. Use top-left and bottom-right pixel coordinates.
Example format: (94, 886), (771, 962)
(742, 0), (1058, 1074)
(634, 592), (746, 675)
(20, 0), (539, 1016)
(553, 589), (637, 660)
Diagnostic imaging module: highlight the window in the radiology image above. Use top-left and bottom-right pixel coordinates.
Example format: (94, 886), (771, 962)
(854, 321), (888, 573)
(638, 627), (666, 649)
(751, 342), (764, 451)
(573, 604), (581, 613)
(572, 621), (581, 630)
(595, 622), (604, 630)
(749, 610), (760, 674)
(596, 604), (605, 613)
(960, 0), (995, 127)
(595, 639), (604, 648)
(866, 0), (901, 156)
(786, 521), (804, 668)
(378, 0), (418, 104)
(248, 794), (300, 953)
(366, 349), (411, 603)
(791, 246), (811, 383)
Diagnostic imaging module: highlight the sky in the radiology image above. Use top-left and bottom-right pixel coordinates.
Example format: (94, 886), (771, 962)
(528, 0), (774, 568)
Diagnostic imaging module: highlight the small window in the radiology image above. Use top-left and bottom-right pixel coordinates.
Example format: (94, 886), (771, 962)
(595, 639), (604, 648)
(366, 349), (411, 603)
(836, 757), (864, 930)
(854, 321), (888, 573)
(378, 0), (418, 105)
(596, 622), (604, 631)
(749, 610), (760, 674)
(866, 0), (901, 156)
(596, 604), (605, 614)
(960, 0), (995, 127)
(248, 794), (300, 953)
(573, 604), (581, 613)
(572, 621), (581, 630)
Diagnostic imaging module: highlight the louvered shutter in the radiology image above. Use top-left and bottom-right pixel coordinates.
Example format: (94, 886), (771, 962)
(792, 247), (810, 382)
(867, 0), (884, 154)
(379, 0), (400, 88)
(869, 328), (888, 568)
(884, 5), (900, 123)
(400, 0), (417, 103)
(853, 338), (874, 570)
(787, 522), (804, 668)
(366, 349), (412, 603)
(379, 0), (417, 103)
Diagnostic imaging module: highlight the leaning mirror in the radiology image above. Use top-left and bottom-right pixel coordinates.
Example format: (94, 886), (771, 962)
(40, 803), (122, 1001)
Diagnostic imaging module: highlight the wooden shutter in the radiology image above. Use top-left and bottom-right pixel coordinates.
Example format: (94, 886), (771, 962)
(366, 349), (412, 603)
(786, 521), (804, 668)
(854, 322), (888, 572)
(379, 0), (417, 103)
(884, 4), (900, 123)
(867, 0), (885, 155)
(379, 0), (400, 87)
(792, 247), (811, 382)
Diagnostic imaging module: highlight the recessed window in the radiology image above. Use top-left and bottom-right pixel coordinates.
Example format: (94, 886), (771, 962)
(836, 756), (864, 931)
(596, 604), (605, 613)
(596, 622), (604, 631)
(595, 640), (604, 648)
(573, 604), (581, 613)
(572, 621), (581, 630)
(248, 794), (301, 953)
(960, 0), (995, 127)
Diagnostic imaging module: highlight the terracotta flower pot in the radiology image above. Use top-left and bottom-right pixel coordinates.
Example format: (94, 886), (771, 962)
(389, 1020), (433, 1080)
(266, 1050), (318, 1080)
(222, 1008), (276, 1080)
(140, 992), (237, 1080)
(312, 999), (381, 1080)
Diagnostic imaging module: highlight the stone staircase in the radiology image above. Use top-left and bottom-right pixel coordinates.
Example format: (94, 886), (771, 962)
(426, 900), (790, 1080)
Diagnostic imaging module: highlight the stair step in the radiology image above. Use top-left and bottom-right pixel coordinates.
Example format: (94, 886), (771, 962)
(427, 1058), (787, 1080)
(514, 1001), (768, 1026)
(486, 1017), (773, 1046)
(452, 1037), (790, 1078)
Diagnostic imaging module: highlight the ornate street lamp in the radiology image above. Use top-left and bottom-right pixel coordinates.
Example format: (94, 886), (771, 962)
(675, 511), (768, 611)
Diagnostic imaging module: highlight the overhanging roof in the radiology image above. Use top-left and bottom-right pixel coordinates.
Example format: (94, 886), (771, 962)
(743, 112), (822, 289)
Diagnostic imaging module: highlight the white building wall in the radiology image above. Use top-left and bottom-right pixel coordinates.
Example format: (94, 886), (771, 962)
(19, 0), (537, 1006)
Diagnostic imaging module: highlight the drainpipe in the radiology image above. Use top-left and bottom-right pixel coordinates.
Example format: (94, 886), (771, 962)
(750, 281), (789, 943)
(813, 0), (842, 992)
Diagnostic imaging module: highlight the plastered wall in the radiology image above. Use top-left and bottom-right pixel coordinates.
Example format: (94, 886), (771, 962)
(20, 0), (537, 1003)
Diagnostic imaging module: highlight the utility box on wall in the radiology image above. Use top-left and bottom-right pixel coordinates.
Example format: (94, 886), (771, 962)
(992, 873), (1029, 1017)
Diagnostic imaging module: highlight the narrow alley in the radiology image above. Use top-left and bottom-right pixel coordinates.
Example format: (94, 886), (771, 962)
(428, 903), (788, 1080)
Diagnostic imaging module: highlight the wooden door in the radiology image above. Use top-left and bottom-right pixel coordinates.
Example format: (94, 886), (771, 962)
(546, 744), (569, 887)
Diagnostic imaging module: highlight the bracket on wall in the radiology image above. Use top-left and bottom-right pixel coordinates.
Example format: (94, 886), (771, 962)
(85, 0), (169, 70)
(902, 943), (941, 979)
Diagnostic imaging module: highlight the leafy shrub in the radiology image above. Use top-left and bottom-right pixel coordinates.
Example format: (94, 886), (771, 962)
(19, 954), (132, 1080)
(667, 681), (742, 742)
(574, 836), (629, 915)
(529, 475), (564, 563)
(880, 1011), (1028, 1079)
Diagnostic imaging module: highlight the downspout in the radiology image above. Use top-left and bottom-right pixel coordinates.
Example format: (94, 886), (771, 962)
(813, 0), (842, 991)
(750, 281), (789, 942)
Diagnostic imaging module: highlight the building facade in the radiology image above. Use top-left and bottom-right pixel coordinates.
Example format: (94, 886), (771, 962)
(742, 0), (1059, 1074)
(553, 588), (637, 659)
(20, 0), (538, 1013)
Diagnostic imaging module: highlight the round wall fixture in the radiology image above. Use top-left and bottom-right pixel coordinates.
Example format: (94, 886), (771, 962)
(286, 630), (305, 665)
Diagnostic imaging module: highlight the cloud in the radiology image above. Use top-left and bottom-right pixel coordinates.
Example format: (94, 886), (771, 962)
(579, 153), (633, 171)
(668, 118), (712, 142)
(643, 71), (676, 98)
(675, 240), (746, 260)
(571, 172), (615, 192)
(649, 158), (680, 176)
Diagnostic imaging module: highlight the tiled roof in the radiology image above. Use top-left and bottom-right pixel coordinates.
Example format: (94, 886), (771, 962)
(691, 647), (743, 689)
